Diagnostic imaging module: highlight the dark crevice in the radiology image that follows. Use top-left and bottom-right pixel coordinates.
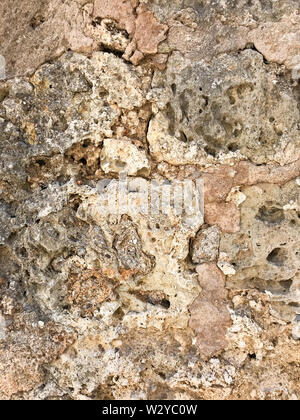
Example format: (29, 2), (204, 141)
(100, 46), (125, 59)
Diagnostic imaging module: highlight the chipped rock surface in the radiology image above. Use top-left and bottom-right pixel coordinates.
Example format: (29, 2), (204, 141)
(0, 0), (299, 401)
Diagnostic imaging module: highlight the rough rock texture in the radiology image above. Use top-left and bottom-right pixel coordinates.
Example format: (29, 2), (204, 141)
(0, 0), (299, 401)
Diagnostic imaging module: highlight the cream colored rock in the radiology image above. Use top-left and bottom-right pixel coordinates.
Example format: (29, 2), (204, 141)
(148, 50), (299, 166)
(100, 139), (150, 176)
(205, 202), (241, 234)
(292, 324), (300, 340)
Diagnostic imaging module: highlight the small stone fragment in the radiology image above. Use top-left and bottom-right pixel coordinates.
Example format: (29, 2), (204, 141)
(191, 225), (220, 264)
(93, 0), (168, 65)
(292, 324), (300, 341)
(67, 269), (116, 317)
(203, 171), (234, 203)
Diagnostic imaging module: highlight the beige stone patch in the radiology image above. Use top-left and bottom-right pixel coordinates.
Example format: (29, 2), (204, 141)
(191, 225), (220, 264)
(100, 139), (150, 176)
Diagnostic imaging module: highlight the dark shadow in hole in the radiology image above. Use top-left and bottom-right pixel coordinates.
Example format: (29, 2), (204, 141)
(267, 248), (287, 267)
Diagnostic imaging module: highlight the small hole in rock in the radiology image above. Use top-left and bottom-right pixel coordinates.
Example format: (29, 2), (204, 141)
(267, 248), (287, 267)
(73, 203), (80, 212)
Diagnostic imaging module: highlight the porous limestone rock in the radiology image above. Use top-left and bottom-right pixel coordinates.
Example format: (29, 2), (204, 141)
(93, 0), (168, 64)
(191, 226), (220, 265)
(0, 0), (299, 401)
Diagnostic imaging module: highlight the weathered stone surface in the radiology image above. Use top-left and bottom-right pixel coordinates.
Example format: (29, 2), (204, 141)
(0, 307), (74, 399)
(0, 0), (299, 401)
(100, 139), (150, 176)
(93, 0), (137, 35)
(234, 159), (300, 186)
(134, 4), (168, 55)
(156, 0), (300, 70)
(0, 0), (94, 78)
(148, 50), (299, 166)
(222, 181), (300, 308)
(93, 0), (168, 64)
(205, 202), (241, 234)
(189, 263), (231, 359)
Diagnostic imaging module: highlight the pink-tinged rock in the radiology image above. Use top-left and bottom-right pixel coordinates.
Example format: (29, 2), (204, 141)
(189, 263), (231, 359)
(134, 5), (168, 55)
(203, 171), (234, 203)
(191, 225), (220, 264)
(0, 314), (74, 398)
(234, 159), (300, 186)
(0, 0), (94, 78)
(205, 202), (241, 233)
(93, 0), (136, 35)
